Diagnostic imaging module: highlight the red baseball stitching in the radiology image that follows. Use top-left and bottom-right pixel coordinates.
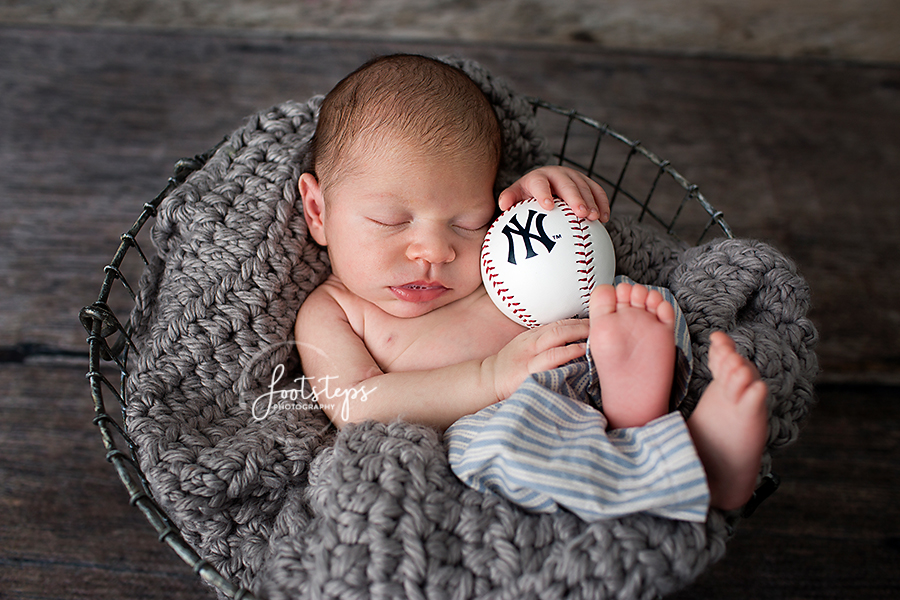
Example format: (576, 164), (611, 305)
(558, 200), (595, 310)
(481, 198), (540, 327)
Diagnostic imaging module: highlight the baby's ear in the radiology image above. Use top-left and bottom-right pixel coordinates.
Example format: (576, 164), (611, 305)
(299, 173), (328, 245)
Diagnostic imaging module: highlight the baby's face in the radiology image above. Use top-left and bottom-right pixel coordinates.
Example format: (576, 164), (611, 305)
(318, 137), (497, 318)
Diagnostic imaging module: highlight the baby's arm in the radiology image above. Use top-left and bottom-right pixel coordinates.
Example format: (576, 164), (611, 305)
(295, 285), (590, 431)
(499, 166), (610, 222)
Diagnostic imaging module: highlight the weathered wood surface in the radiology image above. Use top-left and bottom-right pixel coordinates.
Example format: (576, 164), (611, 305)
(1, 25), (899, 599)
(2, 364), (897, 599)
(2, 26), (899, 380)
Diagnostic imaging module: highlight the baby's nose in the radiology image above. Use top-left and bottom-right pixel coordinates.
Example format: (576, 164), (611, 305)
(406, 231), (456, 264)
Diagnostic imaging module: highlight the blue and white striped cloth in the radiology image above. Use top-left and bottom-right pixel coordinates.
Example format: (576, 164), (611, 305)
(446, 278), (710, 522)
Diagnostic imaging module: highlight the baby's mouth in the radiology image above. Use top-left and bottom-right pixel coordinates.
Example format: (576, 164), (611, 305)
(390, 282), (449, 303)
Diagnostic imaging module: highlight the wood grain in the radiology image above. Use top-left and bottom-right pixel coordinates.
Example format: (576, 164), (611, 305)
(671, 383), (900, 600)
(2, 26), (899, 379)
(2, 365), (897, 599)
(0, 363), (214, 598)
(1, 25), (899, 599)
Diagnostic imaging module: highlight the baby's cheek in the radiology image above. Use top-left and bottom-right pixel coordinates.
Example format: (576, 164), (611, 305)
(458, 246), (483, 274)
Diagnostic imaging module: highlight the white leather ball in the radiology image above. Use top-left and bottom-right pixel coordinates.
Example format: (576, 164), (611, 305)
(481, 198), (616, 328)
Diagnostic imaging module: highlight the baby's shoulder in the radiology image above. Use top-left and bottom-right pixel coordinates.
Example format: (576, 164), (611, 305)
(308, 274), (363, 304)
(297, 275), (364, 328)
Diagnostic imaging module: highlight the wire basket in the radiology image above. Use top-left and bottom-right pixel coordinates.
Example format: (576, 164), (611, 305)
(79, 99), (734, 599)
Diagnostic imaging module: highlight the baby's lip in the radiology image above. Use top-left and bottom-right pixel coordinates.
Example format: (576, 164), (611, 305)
(390, 281), (449, 303)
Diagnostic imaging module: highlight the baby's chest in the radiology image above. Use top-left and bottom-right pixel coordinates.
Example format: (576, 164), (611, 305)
(366, 301), (525, 372)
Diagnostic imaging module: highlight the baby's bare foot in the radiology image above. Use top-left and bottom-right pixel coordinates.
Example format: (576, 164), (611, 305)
(589, 282), (676, 430)
(688, 331), (769, 511)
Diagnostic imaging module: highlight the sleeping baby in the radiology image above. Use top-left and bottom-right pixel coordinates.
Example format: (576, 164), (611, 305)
(294, 53), (768, 521)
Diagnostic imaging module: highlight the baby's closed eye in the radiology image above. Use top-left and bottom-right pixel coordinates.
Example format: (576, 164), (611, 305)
(367, 216), (411, 229)
(453, 221), (490, 233)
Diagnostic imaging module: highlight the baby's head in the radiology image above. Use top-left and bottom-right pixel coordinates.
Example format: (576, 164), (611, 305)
(300, 55), (504, 318)
(308, 54), (502, 193)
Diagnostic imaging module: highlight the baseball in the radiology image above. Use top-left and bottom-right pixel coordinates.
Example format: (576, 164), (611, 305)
(481, 197), (616, 328)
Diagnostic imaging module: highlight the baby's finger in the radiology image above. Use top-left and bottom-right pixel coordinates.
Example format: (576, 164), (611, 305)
(585, 177), (611, 222)
(560, 174), (608, 222)
(529, 341), (587, 373)
(497, 183), (524, 211)
(546, 171), (607, 221)
(545, 173), (589, 216)
(572, 177), (600, 219)
(499, 177), (554, 212)
(524, 176), (556, 211)
(533, 319), (590, 350)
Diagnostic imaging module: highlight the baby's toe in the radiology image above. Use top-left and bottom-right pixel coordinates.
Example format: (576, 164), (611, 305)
(625, 283), (649, 308)
(589, 284), (618, 317)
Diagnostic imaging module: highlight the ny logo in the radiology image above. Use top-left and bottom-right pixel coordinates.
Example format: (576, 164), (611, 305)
(502, 209), (557, 264)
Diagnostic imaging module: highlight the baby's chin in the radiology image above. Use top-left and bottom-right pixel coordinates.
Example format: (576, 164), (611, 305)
(379, 286), (478, 319)
(380, 297), (452, 319)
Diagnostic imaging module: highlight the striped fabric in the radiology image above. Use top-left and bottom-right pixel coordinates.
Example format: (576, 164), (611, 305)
(446, 278), (710, 522)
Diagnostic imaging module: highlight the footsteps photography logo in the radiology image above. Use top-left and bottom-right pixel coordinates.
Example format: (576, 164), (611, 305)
(239, 340), (376, 422)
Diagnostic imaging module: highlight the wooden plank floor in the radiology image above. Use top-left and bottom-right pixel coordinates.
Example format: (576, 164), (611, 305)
(1, 25), (899, 598)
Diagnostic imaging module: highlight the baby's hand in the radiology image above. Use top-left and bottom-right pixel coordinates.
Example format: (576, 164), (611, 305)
(486, 319), (590, 402)
(498, 166), (610, 222)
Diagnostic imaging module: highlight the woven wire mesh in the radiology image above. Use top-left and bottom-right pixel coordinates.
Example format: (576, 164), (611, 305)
(79, 100), (734, 598)
(528, 98), (733, 244)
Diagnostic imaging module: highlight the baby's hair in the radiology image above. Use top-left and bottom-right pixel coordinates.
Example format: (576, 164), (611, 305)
(308, 54), (502, 191)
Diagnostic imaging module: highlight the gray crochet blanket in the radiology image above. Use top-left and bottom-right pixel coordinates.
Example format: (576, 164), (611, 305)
(125, 58), (818, 599)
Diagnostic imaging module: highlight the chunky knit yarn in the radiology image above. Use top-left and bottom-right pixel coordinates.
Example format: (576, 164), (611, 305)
(125, 58), (818, 599)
